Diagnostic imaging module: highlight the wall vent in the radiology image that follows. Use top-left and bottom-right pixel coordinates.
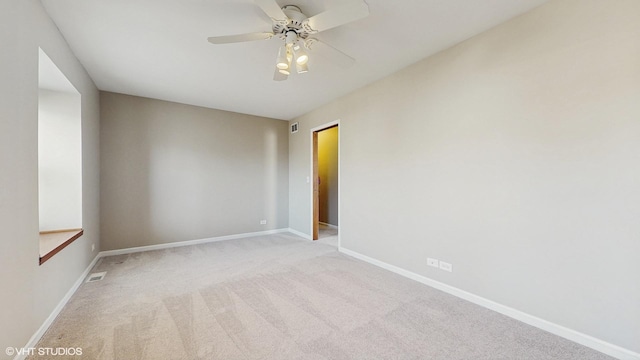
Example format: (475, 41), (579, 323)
(291, 122), (298, 133)
(86, 272), (106, 283)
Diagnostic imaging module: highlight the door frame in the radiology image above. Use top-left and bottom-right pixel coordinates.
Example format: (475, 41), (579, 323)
(310, 120), (340, 245)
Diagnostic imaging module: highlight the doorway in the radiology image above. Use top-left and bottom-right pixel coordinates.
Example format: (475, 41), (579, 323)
(311, 122), (339, 242)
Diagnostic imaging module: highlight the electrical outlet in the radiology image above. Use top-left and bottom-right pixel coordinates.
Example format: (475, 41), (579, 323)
(439, 261), (453, 272)
(260, 220), (267, 225)
(427, 258), (439, 268)
(91, 244), (95, 252)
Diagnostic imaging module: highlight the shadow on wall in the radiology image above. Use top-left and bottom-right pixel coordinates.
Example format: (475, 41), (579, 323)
(263, 128), (279, 226)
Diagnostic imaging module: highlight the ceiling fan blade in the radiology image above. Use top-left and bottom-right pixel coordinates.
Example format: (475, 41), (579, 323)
(306, 39), (355, 68)
(207, 32), (274, 44)
(273, 68), (288, 81)
(304, 1), (369, 33)
(255, 0), (288, 22)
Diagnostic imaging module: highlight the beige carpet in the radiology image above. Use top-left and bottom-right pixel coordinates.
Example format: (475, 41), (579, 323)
(32, 233), (613, 359)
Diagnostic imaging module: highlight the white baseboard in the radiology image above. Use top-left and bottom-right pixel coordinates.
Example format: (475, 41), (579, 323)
(287, 228), (313, 241)
(319, 222), (338, 229)
(16, 254), (101, 360)
(99, 228), (289, 257)
(338, 247), (639, 360)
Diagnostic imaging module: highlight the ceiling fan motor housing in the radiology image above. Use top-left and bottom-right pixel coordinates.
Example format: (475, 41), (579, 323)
(273, 5), (312, 46)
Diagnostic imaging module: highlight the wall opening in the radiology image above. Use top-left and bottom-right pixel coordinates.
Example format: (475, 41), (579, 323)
(38, 48), (83, 264)
(311, 122), (339, 242)
(317, 126), (339, 227)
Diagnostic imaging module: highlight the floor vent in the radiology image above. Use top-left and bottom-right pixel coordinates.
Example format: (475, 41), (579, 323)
(86, 272), (106, 283)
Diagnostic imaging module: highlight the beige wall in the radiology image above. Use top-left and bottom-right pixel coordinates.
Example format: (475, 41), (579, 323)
(318, 126), (339, 226)
(100, 92), (289, 250)
(0, 0), (101, 357)
(289, 0), (640, 353)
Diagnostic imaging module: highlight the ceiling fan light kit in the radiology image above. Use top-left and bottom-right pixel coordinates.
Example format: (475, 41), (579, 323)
(293, 44), (308, 65)
(276, 45), (289, 70)
(207, 0), (369, 81)
(296, 61), (309, 74)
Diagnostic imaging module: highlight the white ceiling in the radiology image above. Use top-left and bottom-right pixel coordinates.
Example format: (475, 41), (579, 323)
(41, 0), (549, 120)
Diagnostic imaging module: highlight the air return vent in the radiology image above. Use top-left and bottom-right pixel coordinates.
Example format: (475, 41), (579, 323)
(291, 122), (299, 133)
(86, 272), (106, 283)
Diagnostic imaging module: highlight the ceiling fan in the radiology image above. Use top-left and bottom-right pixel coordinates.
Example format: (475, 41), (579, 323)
(207, 0), (370, 81)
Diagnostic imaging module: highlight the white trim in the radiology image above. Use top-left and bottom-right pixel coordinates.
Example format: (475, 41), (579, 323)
(338, 247), (640, 360)
(310, 120), (341, 247)
(99, 229), (289, 257)
(337, 123), (341, 249)
(287, 228), (313, 241)
(16, 254), (101, 360)
(319, 222), (338, 229)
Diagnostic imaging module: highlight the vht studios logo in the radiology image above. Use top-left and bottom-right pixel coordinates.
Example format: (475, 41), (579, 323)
(6, 347), (83, 357)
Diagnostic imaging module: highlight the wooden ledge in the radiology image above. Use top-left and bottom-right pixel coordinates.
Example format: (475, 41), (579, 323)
(39, 229), (84, 265)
